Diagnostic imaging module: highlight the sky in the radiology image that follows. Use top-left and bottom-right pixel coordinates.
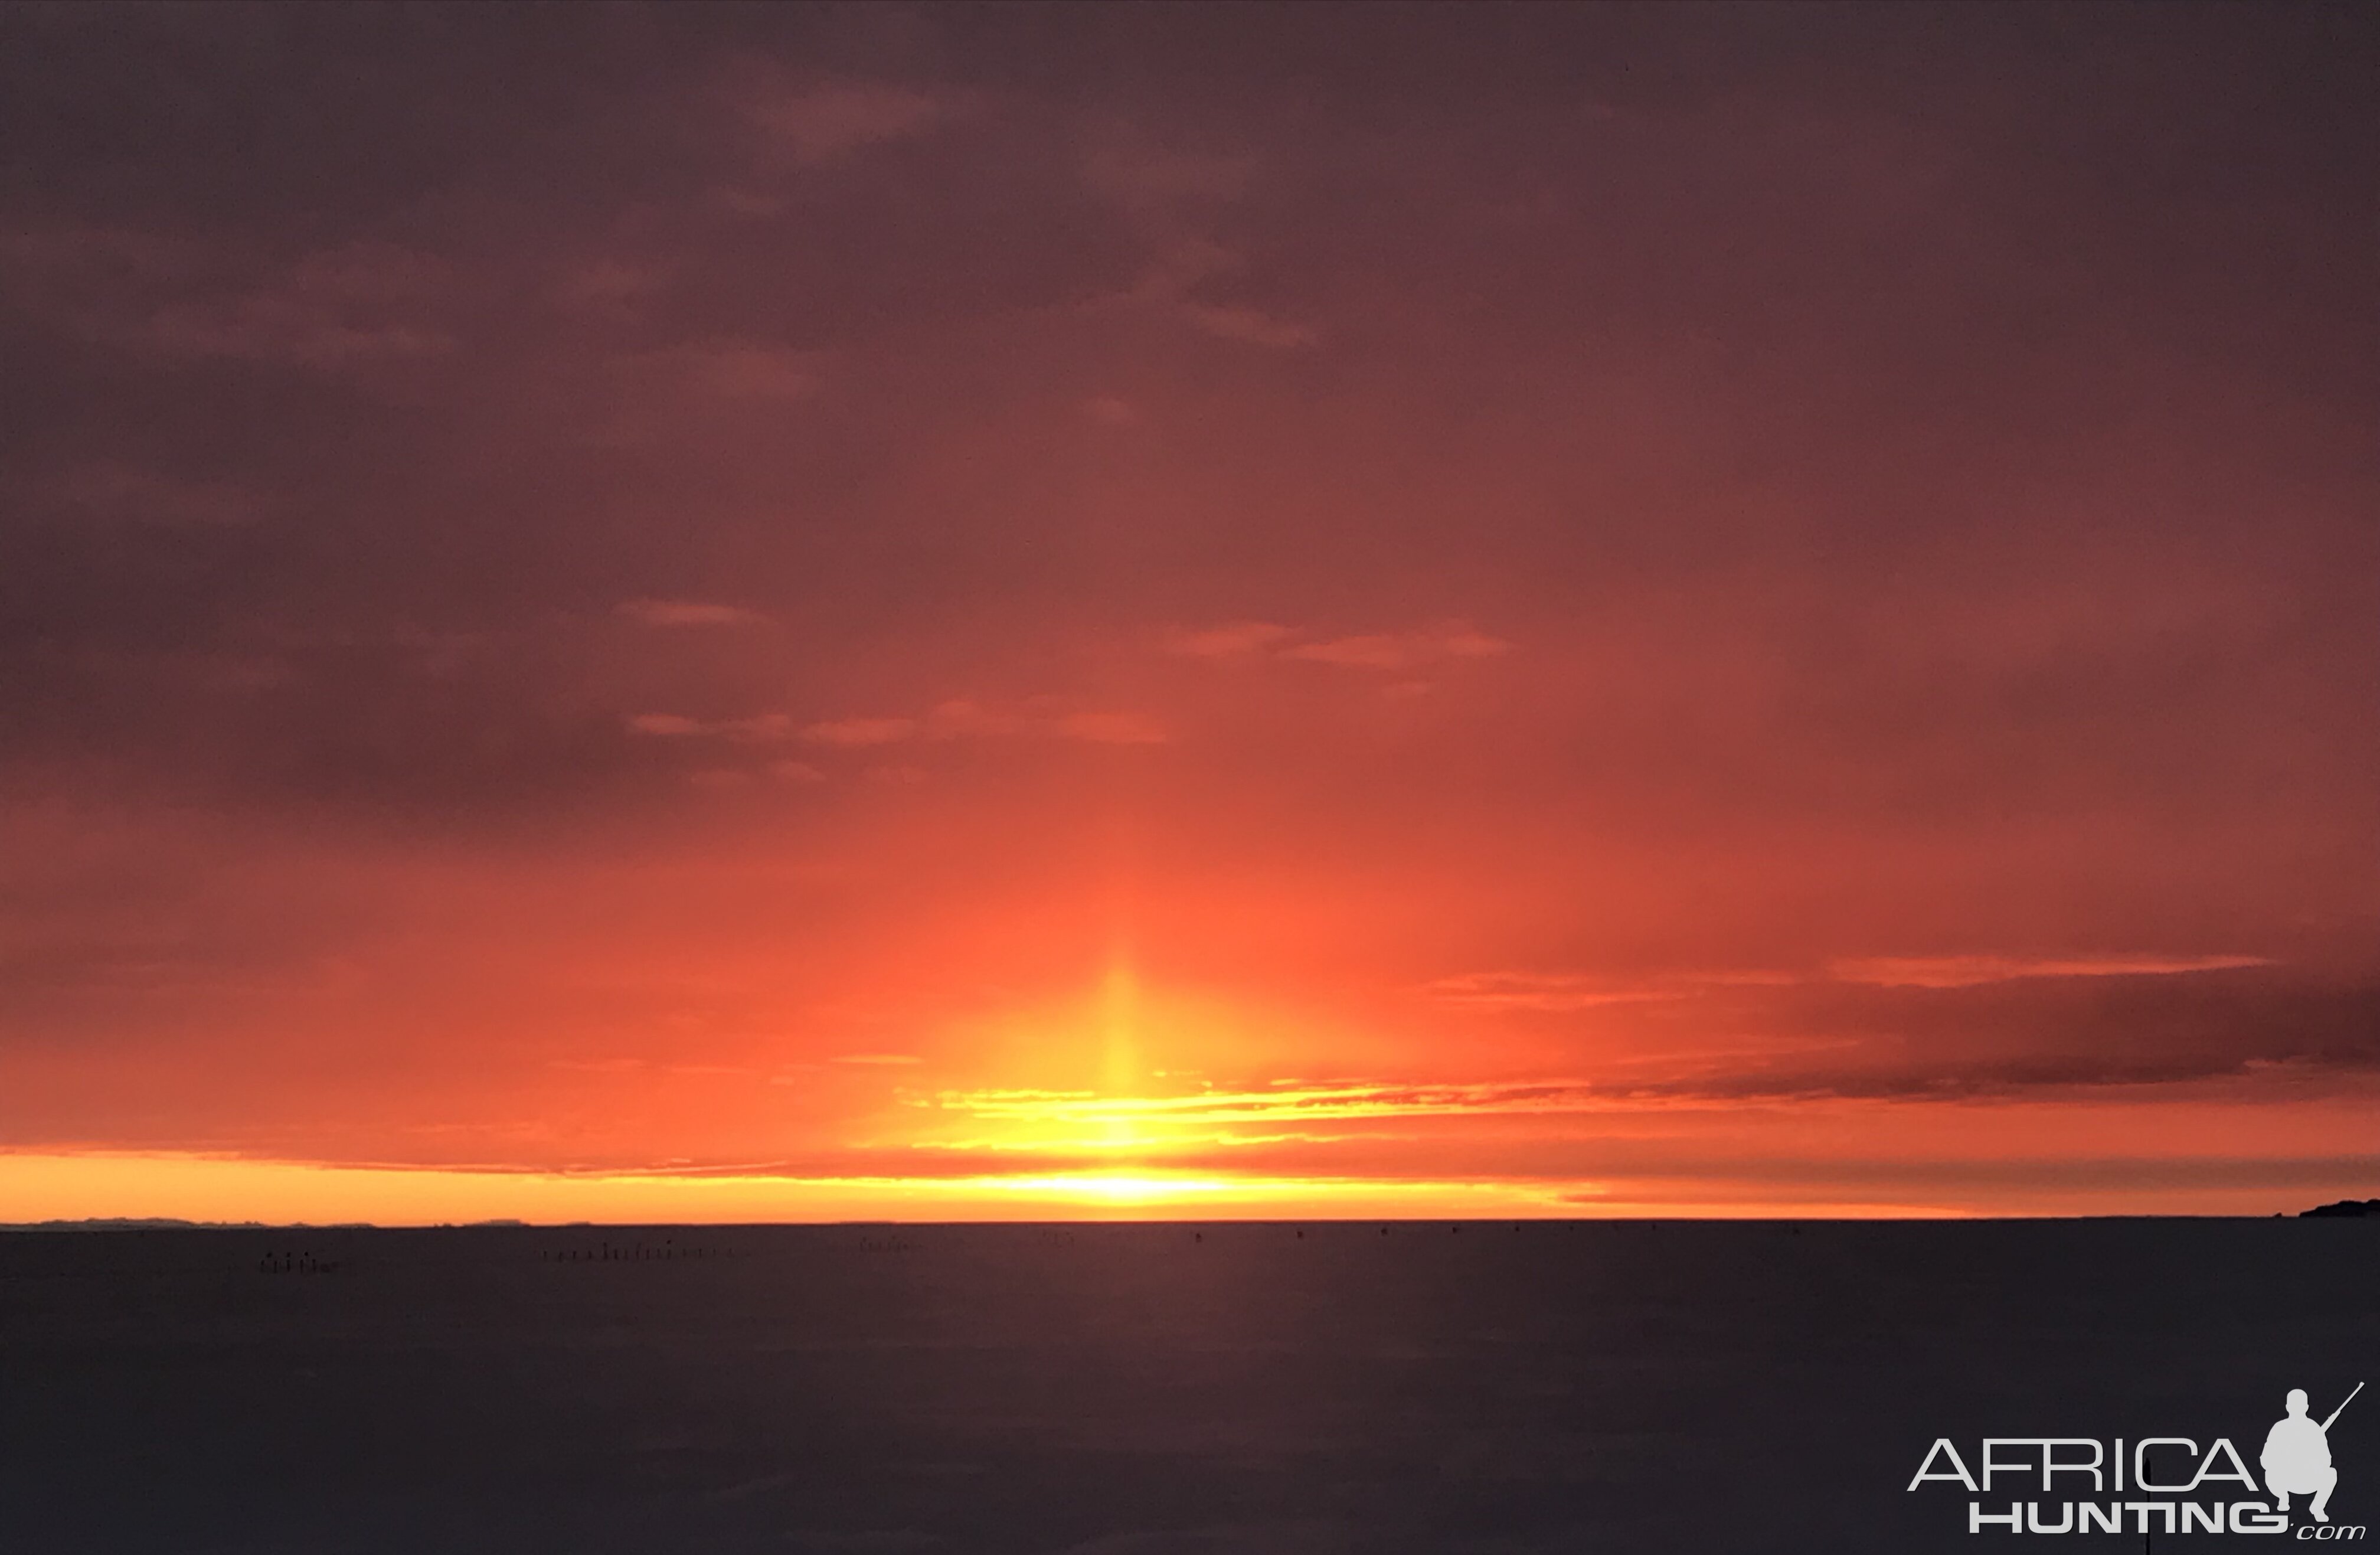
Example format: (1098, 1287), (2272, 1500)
(2, 2), (2374, 1221)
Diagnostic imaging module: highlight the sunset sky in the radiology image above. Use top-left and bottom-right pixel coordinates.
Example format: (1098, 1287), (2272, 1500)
(2, 4), (2373, 1221)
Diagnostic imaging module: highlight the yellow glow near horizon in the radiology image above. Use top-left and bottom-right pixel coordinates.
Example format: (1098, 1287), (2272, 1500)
(983, 1172), (1234, 1203)
(0, 1149), (1997, 1223)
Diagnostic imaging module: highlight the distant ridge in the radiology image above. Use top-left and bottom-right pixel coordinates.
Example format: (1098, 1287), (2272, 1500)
(2300, 1199), (2380, 1218)
(0, 1218), (374, 1231)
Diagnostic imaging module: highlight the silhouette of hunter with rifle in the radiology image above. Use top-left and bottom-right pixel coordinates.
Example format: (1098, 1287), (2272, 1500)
(2265, 1383), (2361, 1524)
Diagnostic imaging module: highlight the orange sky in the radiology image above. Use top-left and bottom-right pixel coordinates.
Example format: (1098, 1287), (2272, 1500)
(2, 6), (2374, 1222)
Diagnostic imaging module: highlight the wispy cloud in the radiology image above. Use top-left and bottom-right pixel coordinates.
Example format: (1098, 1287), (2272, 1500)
(1426, 957), (2274, 1006)
(623, 699), (1169, 781)
(1079, 142), (1318, 350)
(1172, 619), (1512, 670)
(743, 83), (946, 166)
(808, 701), (1169, 748)
(933, 1079), (1623, 1129)
(1182, 302), (1319, 349)
(1286, 625), (1512, 670)
(928, 1035), (2380, 1139)
(1830, 953), (2276, 989)
(616, 599), (767, 628)
(626, 713), (793, 743)
(551, 257), (671, 317)
(1168, 621), (1296, 659)
(145, 242), (458, 367)
(1423, 972), (1683, 1012)
(4, 227), (459, 371)
(673, 341), (819, 399)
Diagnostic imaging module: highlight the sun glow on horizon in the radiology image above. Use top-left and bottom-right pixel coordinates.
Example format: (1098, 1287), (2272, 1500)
(19, 1146), (2322, 1225)
(973, 1171), (1237, 1203)
(0, 1150), (1619, 1223)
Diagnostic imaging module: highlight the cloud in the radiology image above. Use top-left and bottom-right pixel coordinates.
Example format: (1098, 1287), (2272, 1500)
(929, 995), (2380, 1132)
(143, 242), (457, 367)
(552, 257), (669, 316)
(2, 227), (456, 370)
(674, 342), (819, 400)
(625, 711), (791, 742)
(745, 83), (945, 166)
(805, 703), (1168, 749)
(616, 599), (767, 628)
(586, 341), (823, 449)
(1173, 620), (1513, 670)
(833, 1053), (921, 1067)
(1111, 243), (1319, 351)
(1078, 142), (1310, 349)
(1185, 300), (1323, 347)
(1428, 958), (2275, 1009)
(1423, 972), (1682, 1012)
(934, 1080), (1623, 1128)
(620, 703), (1167, 784)
(1284, 625), (1512, 670)
(1182, 302), (1319, 349)
(1829, 953), (2277, 989)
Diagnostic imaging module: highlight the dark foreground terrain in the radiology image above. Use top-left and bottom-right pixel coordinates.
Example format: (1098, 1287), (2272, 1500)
(2, 1218), (2372, 1553)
